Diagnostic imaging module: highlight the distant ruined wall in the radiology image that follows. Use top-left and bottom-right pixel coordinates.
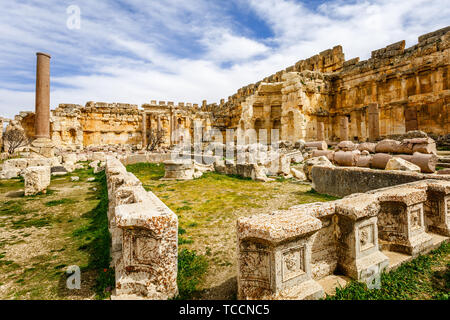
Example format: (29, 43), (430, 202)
(8, 26), (449, 148)
(332, 26), (450, 141)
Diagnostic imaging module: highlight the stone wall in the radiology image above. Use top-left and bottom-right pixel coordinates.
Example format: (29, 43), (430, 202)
(311, 165), (450, 198)
(105, 156), (178, 299)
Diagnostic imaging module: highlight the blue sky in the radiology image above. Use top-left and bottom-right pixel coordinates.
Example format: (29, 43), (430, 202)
(0, 0), (448, 118)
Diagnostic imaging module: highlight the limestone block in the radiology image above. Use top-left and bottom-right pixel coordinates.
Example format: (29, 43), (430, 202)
(89, 160), (100, 168)
(92, 152), (106, 162)
(161, 160), (194, 180)
(290, 152), (304, 164)
(3, 158), (28, 171)
(422, 180), (450, 236)
(335, 194), (389, 286)
(23, 166), (51, 196)
(385, 157), (421, 173)
(291, 168), (307, 181)
(63, 153), (77, 165)
(295, 139), (306, 150)
(71, 176), (80, 182)
(376, 186), (433, 256)
(77, 154), (88, 162)
(3, 168), (20, 179)
(303, 156), (334, 181)
(237, 210), (323, 300)
(114, 201), (178, 299)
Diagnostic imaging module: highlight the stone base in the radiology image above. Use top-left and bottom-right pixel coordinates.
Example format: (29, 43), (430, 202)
(274, 280), (325, 300)
(31, 138), (55, 158)
(340, 251), (389, 286)
(381, 232), (434, 257)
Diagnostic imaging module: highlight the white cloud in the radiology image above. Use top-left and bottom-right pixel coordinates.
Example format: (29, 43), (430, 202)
(0, 0), (448, 119)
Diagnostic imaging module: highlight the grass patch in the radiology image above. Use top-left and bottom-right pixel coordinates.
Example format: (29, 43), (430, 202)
(71, 172), (114, 299)
(327, 242), (450, 300)
(176, 248), (208, 300)
(45, 198), (76, 207)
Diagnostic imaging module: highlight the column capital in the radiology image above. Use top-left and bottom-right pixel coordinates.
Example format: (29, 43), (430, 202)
(36, 52), (51, 59)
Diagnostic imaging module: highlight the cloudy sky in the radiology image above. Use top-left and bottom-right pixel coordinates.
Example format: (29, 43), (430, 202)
(0, 0), (448, 118)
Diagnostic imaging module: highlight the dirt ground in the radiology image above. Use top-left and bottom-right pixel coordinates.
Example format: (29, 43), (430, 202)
(0, 168), (102, 299)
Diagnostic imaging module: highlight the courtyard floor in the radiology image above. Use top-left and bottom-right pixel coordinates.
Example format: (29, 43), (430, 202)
(127, 162), (338, 299)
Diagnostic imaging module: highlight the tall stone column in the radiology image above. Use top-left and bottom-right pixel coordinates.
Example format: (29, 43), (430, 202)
(317, 121), (325, 141)
(32, 52), (54, 157)
(368, 103), (380, 142)
(340, 116), (349, 141)
(142, 112), (147, 150)
(35, 52), (51, 139)
(0, 118), (3, 152)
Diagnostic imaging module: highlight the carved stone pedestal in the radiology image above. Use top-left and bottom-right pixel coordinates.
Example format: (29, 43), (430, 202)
(377, 187), (433, 256)
(423, 181), (450, 236)
(237, 210), (324, 300)
(336, 194), (389, 287)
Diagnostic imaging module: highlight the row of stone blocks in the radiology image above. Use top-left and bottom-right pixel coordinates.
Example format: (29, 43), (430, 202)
(105, 157), (178, 299)
(236, 179), (450, 300)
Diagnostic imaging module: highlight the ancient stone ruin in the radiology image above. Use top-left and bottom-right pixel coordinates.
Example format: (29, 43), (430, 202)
(0, 26), (449, 300)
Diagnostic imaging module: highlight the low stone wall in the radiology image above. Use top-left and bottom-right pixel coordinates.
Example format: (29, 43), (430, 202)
(236, 180), (450, 300)
(105, 157), (178, 300)
(311, 166), (450, 198)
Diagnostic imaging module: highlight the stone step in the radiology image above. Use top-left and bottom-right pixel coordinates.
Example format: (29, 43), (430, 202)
(437, 157), (450, 163)
(437, 163), (450, 168)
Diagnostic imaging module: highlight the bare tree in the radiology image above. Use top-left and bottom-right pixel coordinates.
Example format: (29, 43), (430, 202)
(3, 129), (30, 155)
(146, 128), (166, 151)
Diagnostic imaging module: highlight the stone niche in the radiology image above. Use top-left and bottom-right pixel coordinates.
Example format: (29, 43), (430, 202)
(237, 211), (324, 300)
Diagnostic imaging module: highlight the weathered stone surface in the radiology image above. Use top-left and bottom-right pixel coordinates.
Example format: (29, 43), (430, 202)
(291, 168), (307, 181)
(162, 160), (194, 180)
(303, 156), (334, 181)
(311, 165), (449, 198)
(386, 157), (421, 173)
(23, 166), (51, 196)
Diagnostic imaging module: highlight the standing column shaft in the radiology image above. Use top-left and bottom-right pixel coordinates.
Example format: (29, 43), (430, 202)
(35, 52), (51, 139)
(142, 112), (147, 149)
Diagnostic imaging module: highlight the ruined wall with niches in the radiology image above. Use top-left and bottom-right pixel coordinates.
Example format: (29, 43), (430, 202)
(78, 102), (142, 147)
(332, 26), (450, 140)
(208, 45), (346, 133)
(142, 100), (214, 146)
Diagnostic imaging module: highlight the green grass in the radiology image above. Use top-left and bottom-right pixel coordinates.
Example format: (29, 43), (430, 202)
(327, 242), (450, 300)
(0, 167), (113, 300)
(45, 198), (77, 207)
(71, 172), (114, 299)
(176, 249), (208, 300)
